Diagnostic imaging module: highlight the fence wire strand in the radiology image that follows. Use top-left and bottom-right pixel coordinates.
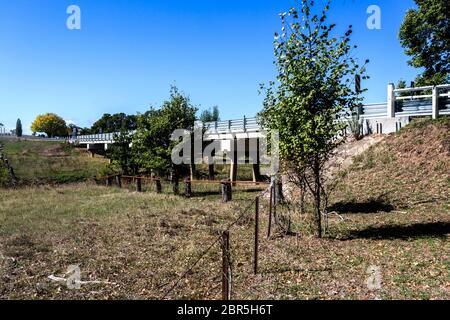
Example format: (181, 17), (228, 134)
(160, 186), (270, 299)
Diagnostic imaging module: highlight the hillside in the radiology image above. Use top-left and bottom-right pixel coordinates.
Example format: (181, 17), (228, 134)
(0, 138), (108, 184)
(332, 118), (449, 211)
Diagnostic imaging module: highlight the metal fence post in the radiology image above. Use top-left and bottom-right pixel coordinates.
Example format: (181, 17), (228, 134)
(222, 230), (231, 300)
(254, 196), (259, 275)
(267, 185), (273, 239)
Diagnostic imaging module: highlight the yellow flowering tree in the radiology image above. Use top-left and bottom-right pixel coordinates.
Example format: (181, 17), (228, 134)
(31, 113), (67, 137)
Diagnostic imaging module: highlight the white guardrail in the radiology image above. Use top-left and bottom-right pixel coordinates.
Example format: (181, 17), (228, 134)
(71, 83), (449, 144)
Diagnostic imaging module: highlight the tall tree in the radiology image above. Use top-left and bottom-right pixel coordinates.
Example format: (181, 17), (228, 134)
(399, 0), (450, 85)
(31, 113), (67, 137)
(259, 0), (368, 238)
(200, 106), (220, 122)
(132, 86), (197, 179)
(15, 119), (23, 137)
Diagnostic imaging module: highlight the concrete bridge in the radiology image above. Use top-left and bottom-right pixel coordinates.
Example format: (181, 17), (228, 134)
(71, 83), (450, 181)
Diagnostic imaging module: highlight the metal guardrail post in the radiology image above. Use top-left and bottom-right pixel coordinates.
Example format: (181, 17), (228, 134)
(432, 86), (439, 119)
(387, 83), (395, 118)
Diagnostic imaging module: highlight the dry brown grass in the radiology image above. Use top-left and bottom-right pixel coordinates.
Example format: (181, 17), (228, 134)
(0, 119), (449, 300)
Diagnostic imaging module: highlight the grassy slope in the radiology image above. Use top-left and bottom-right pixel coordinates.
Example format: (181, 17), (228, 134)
(0, 119), (448, 300)
(0, 139), (108, 184)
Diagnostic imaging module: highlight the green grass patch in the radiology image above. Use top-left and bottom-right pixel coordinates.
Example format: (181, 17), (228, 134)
(0, 139), (108, 184)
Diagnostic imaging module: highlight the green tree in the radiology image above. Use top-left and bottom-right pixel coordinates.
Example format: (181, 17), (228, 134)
(200, 106), (220, 122)
(132, 86), (197, 181)
(399, 0), (450, 85)
(31, 113), (67, 137)
(259, 0), (368, 238)
(106, 129), (135, 175)
(91, 113), (137, 134)
(15, 119), (22, 137)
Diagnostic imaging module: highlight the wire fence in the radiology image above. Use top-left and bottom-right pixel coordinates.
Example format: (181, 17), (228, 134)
(96, 173), (276, 299)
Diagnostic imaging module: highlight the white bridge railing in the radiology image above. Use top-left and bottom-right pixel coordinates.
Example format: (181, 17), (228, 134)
(71, 83), (449, 144)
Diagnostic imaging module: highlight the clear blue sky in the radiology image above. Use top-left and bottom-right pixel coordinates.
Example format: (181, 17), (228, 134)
(0, 0), (419, 134)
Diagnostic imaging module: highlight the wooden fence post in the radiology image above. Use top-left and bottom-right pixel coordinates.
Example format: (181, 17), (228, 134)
(136, 177), (142, 192)
(184, 177), (192, 198)
(155, 178), (162, 194)
(222, 230), (231, 300)
(115, 175), (122, 188)
(254, 196), (259, 275)
(106, 176), (113, 187)
(172, 176), (179, 195)
(221, 179), (232, 203)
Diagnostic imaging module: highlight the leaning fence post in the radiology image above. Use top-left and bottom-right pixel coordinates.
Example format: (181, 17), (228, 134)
(222, 230), (231, 300)
(184, 177), (192, 198)
(136, 177), (142, 192)
(254, 196), (259, 275)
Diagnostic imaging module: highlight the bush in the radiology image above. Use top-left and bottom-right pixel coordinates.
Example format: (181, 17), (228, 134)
(347, 116), (364, 141)
(0, 163), (10, 187)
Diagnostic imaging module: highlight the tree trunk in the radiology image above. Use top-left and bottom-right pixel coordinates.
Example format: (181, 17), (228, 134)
(314, 157), (322, 238)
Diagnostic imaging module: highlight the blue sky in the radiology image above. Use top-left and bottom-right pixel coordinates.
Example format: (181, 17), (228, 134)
(0, 0), (419, 134)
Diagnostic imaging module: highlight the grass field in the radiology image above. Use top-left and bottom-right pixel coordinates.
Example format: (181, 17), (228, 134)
(0, 139), (108, 184)
(0, 119), (449, 300)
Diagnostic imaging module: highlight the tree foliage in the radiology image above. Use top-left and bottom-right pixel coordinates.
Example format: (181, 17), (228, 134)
(259, 0), (368, 238)
(200, 106), (220, 123)
(31, 113), (67, 137)
(106, 129), (135, 175)
(107, 86), (197, 178)
(91, 113), (137, 134)
(132, 86), (197, 177)
(399, 0), (450, 85)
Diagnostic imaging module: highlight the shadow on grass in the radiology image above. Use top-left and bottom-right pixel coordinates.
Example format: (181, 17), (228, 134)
(261, 267), (332, 275)
(190, 190), (221, 198)
(342, 222), (450, 240)
(328, 198), (394, 214)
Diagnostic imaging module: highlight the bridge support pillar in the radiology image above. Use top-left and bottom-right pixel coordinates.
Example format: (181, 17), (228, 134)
(252, 138), (261, 183)
(229, 137), (238, 183)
